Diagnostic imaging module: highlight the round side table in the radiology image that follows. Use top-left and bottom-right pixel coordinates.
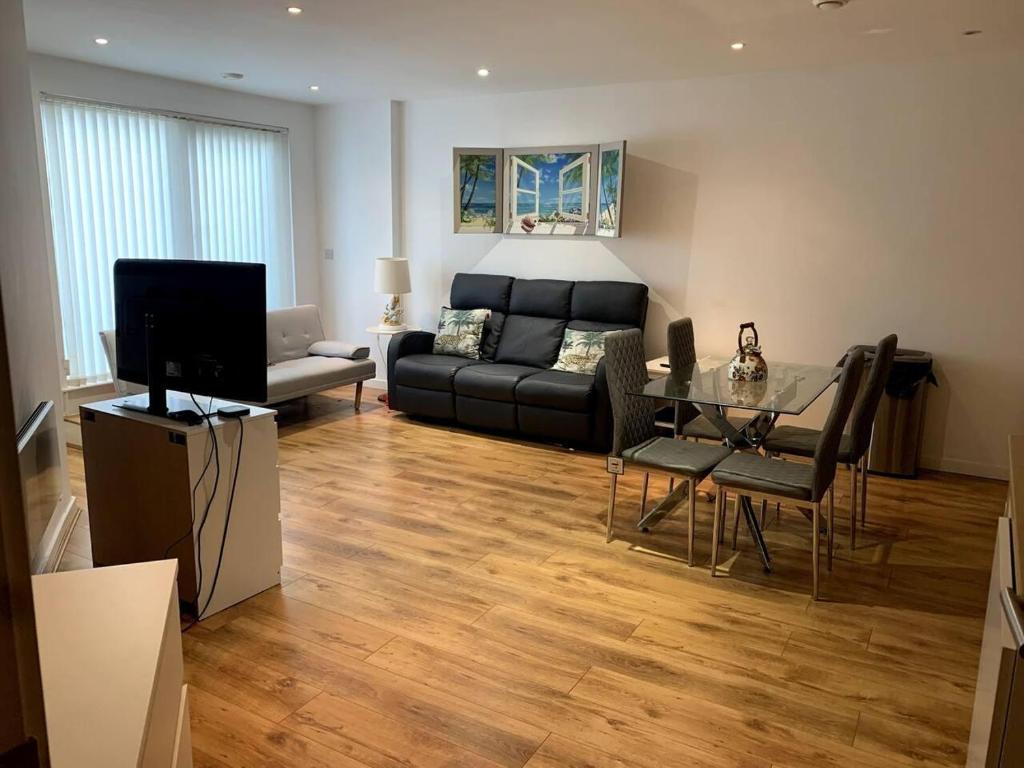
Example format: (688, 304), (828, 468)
(366, 325), (421, 405)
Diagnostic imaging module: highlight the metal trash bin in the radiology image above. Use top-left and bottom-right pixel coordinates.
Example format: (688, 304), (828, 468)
(848, 346), (937, 478)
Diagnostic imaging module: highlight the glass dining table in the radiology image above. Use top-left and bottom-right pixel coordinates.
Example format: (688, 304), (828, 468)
(631, 358), (840, 571)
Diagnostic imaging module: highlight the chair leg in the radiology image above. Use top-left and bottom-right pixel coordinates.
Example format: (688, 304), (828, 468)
(849, 461), (858, 550)
(711, 490), (723, 576)
(759, 498), (768, 528)
(860, 456), (868, 526)
(731, 494), (741, 550)
(812, 500), (821, 600)
(668, 477), (675, 493)
(718, 490), (728, 545)
(639, 472), (650, 520)
(687, 478), (696, 567)
(354, 381), (364, 412)
(827, 485), (835, 572)
(606, 474), (618, 543)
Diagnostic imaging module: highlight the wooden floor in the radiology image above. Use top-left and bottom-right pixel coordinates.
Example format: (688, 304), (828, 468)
(64, 385), (1006, 768)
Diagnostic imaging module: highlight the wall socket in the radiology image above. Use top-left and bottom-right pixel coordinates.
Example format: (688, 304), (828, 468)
(324, 248), (334, 260)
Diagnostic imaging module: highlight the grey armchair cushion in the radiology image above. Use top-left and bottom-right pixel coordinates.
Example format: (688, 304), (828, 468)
(711, 453), (815, 501)
(681, 414), (751, 441)
(765, 425), (853, 463)
(308, 340), (370, 359)
(622, 437), (732, 476)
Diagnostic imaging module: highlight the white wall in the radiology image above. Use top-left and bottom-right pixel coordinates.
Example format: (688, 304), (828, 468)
(314, 100), (402, 378)
(0, 7), (69, 500)
(320, 49), (1024, 478)
(28, 54), (321, 309)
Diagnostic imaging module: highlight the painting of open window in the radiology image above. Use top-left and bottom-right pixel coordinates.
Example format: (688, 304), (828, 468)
(453, 148), (502, 233)
(596, 141), (625, 238)
(503, 146), (598, 236)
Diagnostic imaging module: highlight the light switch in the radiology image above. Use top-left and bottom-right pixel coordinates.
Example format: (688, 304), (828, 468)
(324, 248), (334, 260)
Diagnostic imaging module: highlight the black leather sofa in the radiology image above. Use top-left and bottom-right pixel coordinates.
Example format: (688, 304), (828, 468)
(387, 273), (648, 451)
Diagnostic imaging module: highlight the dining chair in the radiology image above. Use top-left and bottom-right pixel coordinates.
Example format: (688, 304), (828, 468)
(763, 334), (897, 549)
(709, 349), (865, 599)
(604, 329), (732, 564)
(667, 318), (748, 442)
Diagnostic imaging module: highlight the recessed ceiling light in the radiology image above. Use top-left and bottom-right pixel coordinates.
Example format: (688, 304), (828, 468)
(287, 6), (302, 14)
(477, 67), (490, 77)
(309, 85), (320, 91)
(94, 37), (109, 45)
(963, 29), (983, 36)
(222, 72), (245, 80)
(864, 27), (894, 35)
(730, 41), (745, 50)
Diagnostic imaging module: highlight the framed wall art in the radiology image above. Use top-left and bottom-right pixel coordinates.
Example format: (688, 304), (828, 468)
(453, 148), (503, 234)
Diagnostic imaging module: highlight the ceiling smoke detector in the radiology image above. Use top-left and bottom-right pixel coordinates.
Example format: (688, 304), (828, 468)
(813, 0), (849, 8)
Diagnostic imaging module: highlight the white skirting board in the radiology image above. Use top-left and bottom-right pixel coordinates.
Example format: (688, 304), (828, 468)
(34, 495), (79, 574)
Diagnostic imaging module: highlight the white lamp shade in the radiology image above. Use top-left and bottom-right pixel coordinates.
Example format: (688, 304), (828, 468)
(374, 258), (411, 294)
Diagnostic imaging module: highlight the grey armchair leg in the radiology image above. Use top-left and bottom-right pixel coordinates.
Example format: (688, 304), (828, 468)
(849, 461), (858, 550)
(687, 479), (696, 567)
(860, 455), (868, 526)
(827, 486), (835, 572)
(639, 472), (650, 520)
(731, 493), (741, 550)
(354, 381), (364, 411)
(606, 474), (618, 543)
(711, 491), (723, 576)
(812, 500), (821, 600)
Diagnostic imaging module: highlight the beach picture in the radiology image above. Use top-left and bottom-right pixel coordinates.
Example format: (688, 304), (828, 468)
(453, 148), (502, 233)
(503, 146), (598, 236)
(596, 141), (625, 238)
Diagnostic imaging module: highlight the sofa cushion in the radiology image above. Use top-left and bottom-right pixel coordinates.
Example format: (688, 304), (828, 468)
(393, 353), (483, 392)
(451, 273), (513, 313)
(509, 279), (573, 318)
(266, 356), (375, 403)
(515, 370), (596, 413)
(432, 308), (489, 359)
(480, 310), (506, 361)
(571, 281), (648, 328)
(494, 315), (567, 368)
(266, 305), (327, 364)
(552, 329), (607, 375)
(453, 363), (542, 403)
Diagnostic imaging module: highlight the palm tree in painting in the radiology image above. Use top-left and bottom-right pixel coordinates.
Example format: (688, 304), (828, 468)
(599, 149), (619, 227)
(459, 156), (495, 217)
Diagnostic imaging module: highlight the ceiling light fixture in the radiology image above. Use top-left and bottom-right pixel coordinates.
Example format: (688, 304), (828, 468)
(309, 85), (320, 91)
(287, 6), (302, 14)
(477, 67), (490, 77)
(730, 41), (745, 50)
(812, 0), (848, 8)
(864, 27), (894, 35)
(94, 37), (109, 45)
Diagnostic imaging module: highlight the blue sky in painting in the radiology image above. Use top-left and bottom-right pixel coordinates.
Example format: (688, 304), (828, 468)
(512, 152), (586, 214)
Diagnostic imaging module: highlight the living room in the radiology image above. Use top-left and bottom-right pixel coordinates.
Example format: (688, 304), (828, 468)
(2, 1), (1023, 767)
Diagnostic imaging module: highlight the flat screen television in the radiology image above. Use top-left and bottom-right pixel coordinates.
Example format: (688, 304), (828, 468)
(113, 259), (267, 416)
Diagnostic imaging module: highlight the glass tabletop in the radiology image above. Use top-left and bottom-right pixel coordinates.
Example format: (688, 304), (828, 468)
(636, 359), (840, 415)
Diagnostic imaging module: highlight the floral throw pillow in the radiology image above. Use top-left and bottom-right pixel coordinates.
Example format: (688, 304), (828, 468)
(432, 307), (489, 359)
(552, 329), (608, 375)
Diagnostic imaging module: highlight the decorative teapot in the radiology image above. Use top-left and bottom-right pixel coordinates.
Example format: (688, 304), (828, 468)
(727, 322), (768, 383)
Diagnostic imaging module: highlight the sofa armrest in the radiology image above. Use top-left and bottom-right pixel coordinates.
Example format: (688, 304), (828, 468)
(308, 340), (371, 359)
(387, 330), (435, 402)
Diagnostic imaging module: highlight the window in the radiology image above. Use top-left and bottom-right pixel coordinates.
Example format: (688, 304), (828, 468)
(511, 156), (539, 219)
(39, 95), (294, 385)
(557, 154), (589, 222)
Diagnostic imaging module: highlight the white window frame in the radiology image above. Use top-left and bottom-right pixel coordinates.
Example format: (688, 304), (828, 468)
(511, 156), (540, 219)
(557, 155), (589, 222)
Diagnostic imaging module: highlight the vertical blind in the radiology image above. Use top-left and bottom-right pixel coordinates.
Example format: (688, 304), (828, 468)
(39, 95), (294, 384)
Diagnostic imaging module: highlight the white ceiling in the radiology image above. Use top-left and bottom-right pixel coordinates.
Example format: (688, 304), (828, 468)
(22, 0), (1024, 104)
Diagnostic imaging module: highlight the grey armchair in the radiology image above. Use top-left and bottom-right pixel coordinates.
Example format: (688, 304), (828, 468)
(710, 349), (865, 599)
(667, 318), (747, 442)
(763, 334), (897, 548)
(604, 329), (731, 565)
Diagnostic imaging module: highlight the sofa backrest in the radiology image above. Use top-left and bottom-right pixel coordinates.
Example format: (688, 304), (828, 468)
(266, 304), (326, 364)
(449, 273), (648, 369)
